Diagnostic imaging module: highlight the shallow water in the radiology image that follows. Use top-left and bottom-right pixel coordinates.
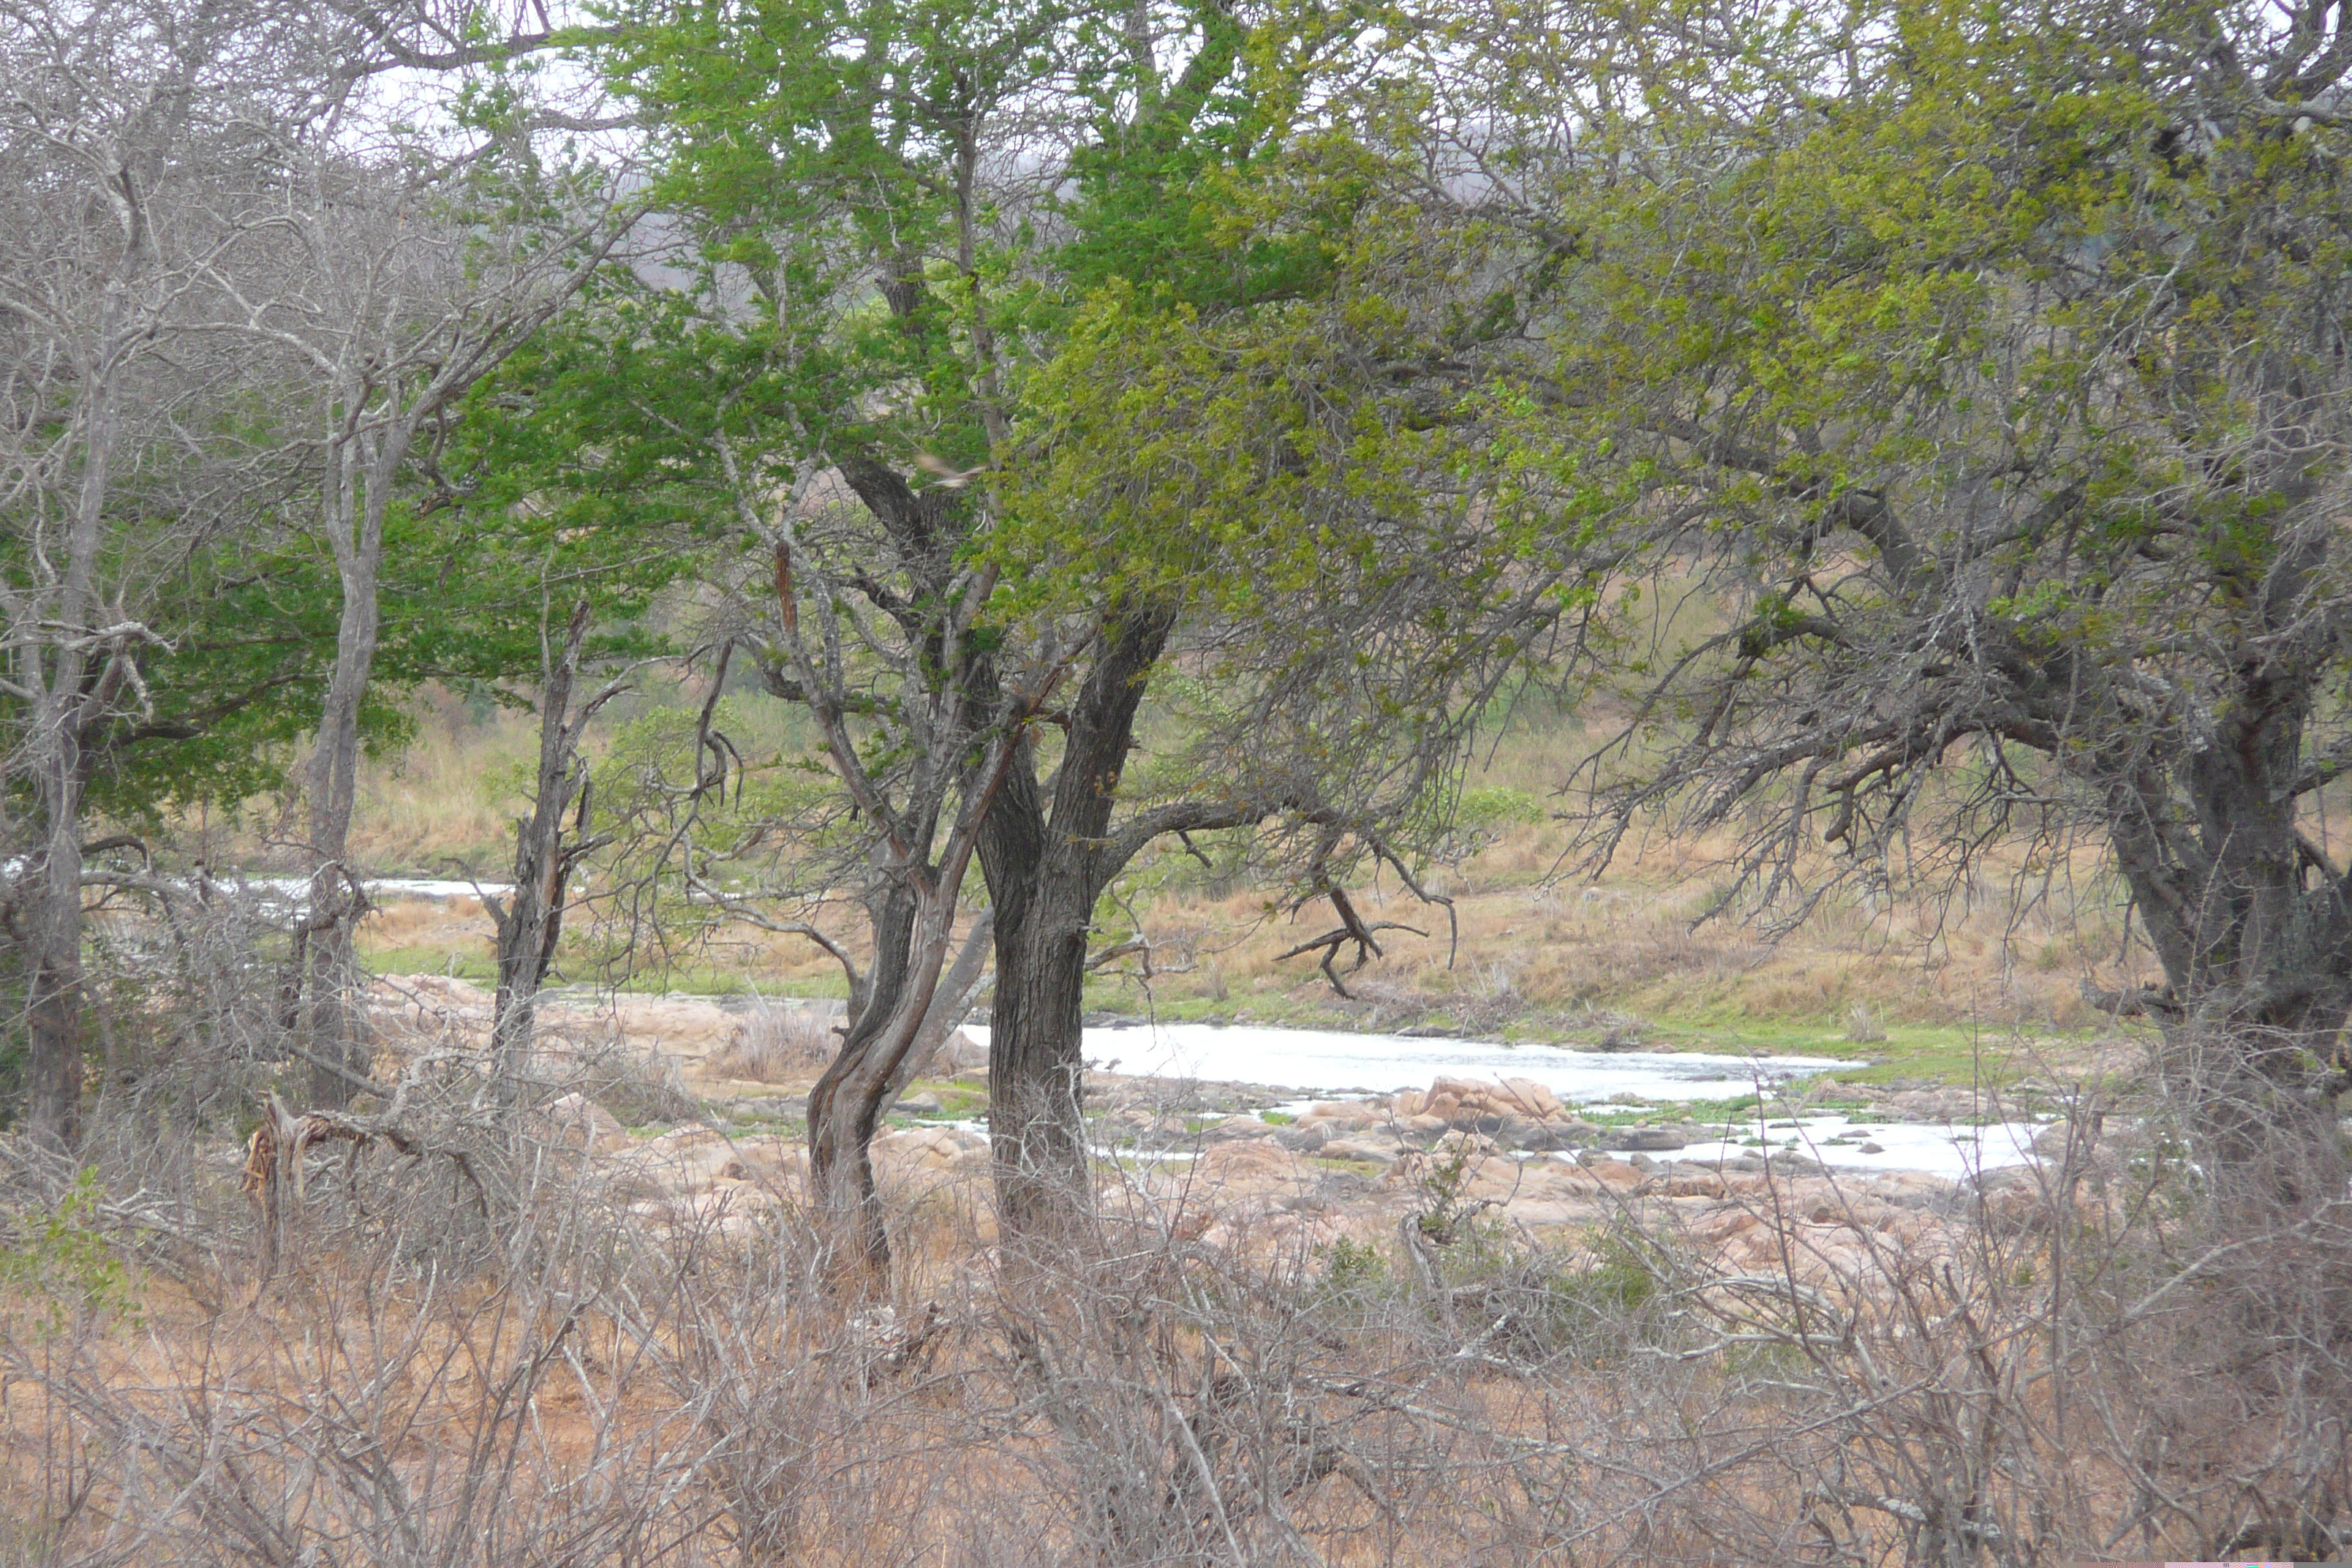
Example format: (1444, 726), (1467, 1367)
(262, 875), (510, 902)
(970, 1019), (1834, 1101)
(1668, 1111), (2044, 1180)
(966, 1019), (2048, 1178)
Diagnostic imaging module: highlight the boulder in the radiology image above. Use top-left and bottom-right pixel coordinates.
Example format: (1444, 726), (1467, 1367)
(610, 1125), (739, 1196)
(875, 1125), (990, 1173)
(2030, 1119), (2096, 1158)
(1395, 1074), (1579, 1133)
(1190, 1139), (1314, 1193)
(1885, 1088), (1993, 1124)
(1610, 1126), (1689, 1153)
(1493, 1115), (1557, 1151)
(540, 1093), (633, 1154)
(1397, 1113), (1450, 1146)
(937, 1030), (990, 1071)
(1493, 1077), (1566, 1120)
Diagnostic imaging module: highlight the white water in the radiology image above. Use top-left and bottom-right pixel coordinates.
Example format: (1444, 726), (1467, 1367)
(965, 1019), (2048, 1179)
(1668, 1111), (2046, 1180)
(254, 875), (511, 902)
(969, 1019), (1834, 1101)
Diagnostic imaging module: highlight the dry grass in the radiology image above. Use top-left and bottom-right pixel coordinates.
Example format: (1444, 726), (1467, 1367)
(4, 1055), (2346, 1567)
(145, 677), (2130, 1049)
(348, 703), (543, 868)
(708, 1000), (843, 1082)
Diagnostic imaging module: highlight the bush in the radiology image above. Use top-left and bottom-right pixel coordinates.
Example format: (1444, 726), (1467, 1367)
(709, 1000), (841, 1082)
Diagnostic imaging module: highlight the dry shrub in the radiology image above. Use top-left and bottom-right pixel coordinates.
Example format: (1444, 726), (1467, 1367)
(557, 1030), (704, 1126)
(4, 1032), (2346, 1567)
(709, 1000), (842, 1082)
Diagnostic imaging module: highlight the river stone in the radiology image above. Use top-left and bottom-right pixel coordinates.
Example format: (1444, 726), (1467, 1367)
(1494, 1114), (1557, 1151)
(2030, 1119), (2095, 1158)
(1397, 1113), (1450, 1146)
(1273, 1123), (1327, 1153)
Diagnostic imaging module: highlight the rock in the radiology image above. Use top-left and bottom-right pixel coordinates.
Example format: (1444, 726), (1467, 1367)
(1191, 1139), (1313, 1191)
(1578, 1156), (1644, 1189)
(610, 1125), (739, 1196)
(1871, 1170), (1957, 1210)
(1610, 1126), (1690, 1153)
(540, 1092), (633, 1154)
(1396, 1075), (1580, 1135)
(875, 1126), (990, 1173)
(937, 1030), (990, 1071)
(1316, 1138), (1398, 1166)
(1494, 1077), (1566, 1119)
(1272, 1123), (1327, 1153)
(2031, 1120), (2095, 1158)
(1885, 1088), (1993, 1124)
(1398, 1113), (1450, 1146)
(1858, 1142), (1886, 1154)
(1967, 1164), (2050, 1232)
(1397, 1023), (1460, 1038)
(1138, 1115), (1191, 1150)
(727, 1095), (808, 1122)
(897, 1090), (944, 1115)
(1297, 1101), (1376, 1133)
(1493, 1115), (1556, 1151)
(1204, 1115), (1278, 1143)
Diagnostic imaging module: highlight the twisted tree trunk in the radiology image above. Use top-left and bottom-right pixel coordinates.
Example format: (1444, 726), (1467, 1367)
(979, 603), (1177, 1240)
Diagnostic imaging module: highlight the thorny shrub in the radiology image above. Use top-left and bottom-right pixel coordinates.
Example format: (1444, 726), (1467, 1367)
(0, 1030), (2345, 1565)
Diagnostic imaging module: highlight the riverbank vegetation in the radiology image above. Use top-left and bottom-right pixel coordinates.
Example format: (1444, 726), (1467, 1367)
(7, 0), (2352, 1556)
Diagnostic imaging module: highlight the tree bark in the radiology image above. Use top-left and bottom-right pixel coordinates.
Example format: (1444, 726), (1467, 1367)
(488, 599), (602, 1083)
(301, 421), (403, 1106)
(804, 878), (949, 1287)
(14, 304), (131, 1148)
(979, 603), (1177, 1240)
(22, 742), (88, 1149)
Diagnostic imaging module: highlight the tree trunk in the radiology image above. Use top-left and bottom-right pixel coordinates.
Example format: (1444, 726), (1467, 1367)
(301, 422), (403, 1106)
(979, 604), (1177, 1242)
(892, 911), (992, 1101)
(804, 881), (984, 1291)
(14, 336), (127, 1147)
(489, 600), (598, 1083)
(2099, 655), (2352, 1210)
(22, 740), (88, 1150)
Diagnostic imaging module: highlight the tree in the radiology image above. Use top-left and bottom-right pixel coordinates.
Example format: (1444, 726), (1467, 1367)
(1451, 0), (2352, 1195)
(0, 0), (359, 1144)
(191, 102), (640, 1105)
(484, 598), (629, 1082)
(579, 0), (1556, 1244)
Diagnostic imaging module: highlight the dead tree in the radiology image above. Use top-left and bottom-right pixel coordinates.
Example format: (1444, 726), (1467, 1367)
(483, 598), (627, 1084)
